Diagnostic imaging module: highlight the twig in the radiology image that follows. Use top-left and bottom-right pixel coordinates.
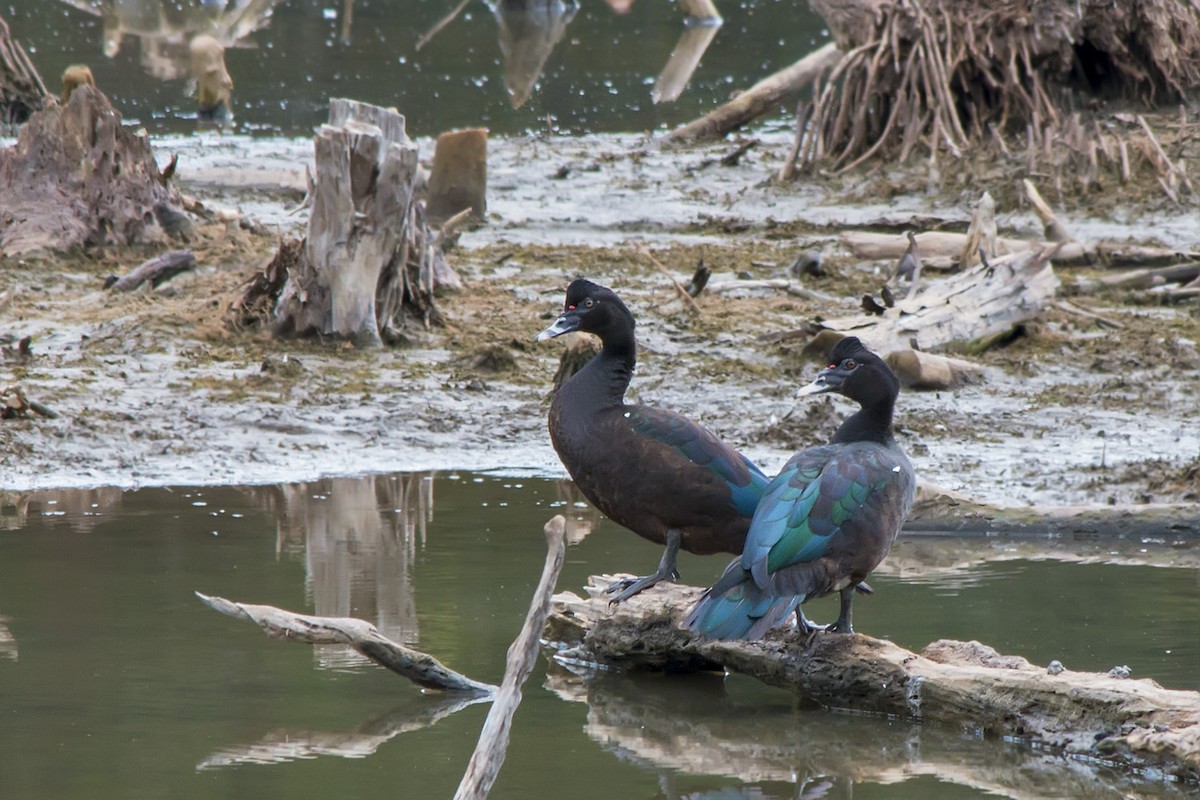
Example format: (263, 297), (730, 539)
(1054, 300), (1124, 330)
(634, 244), (702, 314)
(454, 516), (567, 800)
(415, 0), (471, 51)
(1137, 114), (1195, 198)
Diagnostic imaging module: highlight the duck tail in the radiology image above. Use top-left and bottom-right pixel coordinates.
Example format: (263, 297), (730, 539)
(683, 557), (805, 640)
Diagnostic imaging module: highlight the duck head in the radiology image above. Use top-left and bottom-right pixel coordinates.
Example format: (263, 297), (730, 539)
(798, 336), (898, 404)
(537, 279), (635, 343)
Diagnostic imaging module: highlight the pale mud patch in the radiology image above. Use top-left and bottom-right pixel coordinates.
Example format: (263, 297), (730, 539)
(1, 132), (1197, 513)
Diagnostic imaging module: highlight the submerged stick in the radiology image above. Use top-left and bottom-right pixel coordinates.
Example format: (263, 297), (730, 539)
(195, 592), (496, 695)
(415, 0), (471, 51)
(454, 516), (567, 800)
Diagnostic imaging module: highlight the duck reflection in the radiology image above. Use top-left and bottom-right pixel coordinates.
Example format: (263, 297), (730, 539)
(57, 0), (282, 80)
(245, 473), (433, 669)
(546, 669), (1173, 800)
(492, 0), (578, 109)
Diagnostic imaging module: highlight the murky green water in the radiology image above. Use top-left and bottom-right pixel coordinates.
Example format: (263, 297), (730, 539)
(6, 0), (827, 137)
(1, 473), (1196, 799)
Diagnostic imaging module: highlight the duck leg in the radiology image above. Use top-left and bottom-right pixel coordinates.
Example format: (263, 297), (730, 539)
(606, 529), (681, 604)
(829, 585), (856, 634)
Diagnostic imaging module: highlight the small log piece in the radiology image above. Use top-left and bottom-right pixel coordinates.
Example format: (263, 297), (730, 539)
(106, 250), (195, 292)
(545, 577), (1200, 783)
(426, 127), (488, 226)
(884, 349), (983, 390)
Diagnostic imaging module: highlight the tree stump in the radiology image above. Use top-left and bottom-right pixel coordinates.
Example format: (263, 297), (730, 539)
(241, 99), (459, 344)
(0, 85), (181, 257)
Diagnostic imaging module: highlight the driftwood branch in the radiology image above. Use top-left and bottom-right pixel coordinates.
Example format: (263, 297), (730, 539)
(814, 248), (1059, 353)
(664, 42), (842, 144)
(195, 592), (497, 694)
(454, 515), (567, 800)
(545, 577), (1200, 783)
(635, 244), (702, 314)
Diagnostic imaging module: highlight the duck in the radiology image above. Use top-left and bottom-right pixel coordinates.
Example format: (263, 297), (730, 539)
(537, 279), (769, 603)
(685, 335), (915, 640)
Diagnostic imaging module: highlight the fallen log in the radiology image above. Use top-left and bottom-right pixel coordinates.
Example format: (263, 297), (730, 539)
(106, 250), (195, 292)
(663, 42), (843, 144)
(841, 231), (1200, 270)
(545, 577), (1200, 784)
(812, 248), (1060, 353)
(1073, 262), (1200, 294)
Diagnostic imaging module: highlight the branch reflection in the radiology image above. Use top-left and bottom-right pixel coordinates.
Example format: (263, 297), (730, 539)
(492, 0), (578, 109)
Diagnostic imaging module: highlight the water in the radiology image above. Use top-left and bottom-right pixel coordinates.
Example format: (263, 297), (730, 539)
(1, 473), (1196, 799)
(4, 0), (828, 137)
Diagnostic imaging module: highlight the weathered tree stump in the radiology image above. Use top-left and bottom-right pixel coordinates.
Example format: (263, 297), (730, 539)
(0, 85), (184, 257)
(426, 127), (488, 226)
(546, 577), (1200, 783)
(236, 99), (460, 344)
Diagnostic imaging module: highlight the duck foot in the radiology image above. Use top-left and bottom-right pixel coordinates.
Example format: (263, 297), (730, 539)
(607, 530), (682, 604)
(605, 570), (678, 604)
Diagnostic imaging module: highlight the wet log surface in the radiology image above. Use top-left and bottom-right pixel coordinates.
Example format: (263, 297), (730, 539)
(106, 250), (195, 292)
(546, 577), (1200, 784)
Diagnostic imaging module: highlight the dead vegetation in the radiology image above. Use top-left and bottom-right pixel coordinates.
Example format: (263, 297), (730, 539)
(779, 0), (1200, 199)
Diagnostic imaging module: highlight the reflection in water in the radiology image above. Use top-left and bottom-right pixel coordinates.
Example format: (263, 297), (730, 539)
(0, 486), (124, 532)
(246, 473), (433, 669)
(0, 615), (17, 661)
(547, 670), (1183, 800)
(493, 0), (578, 109)
(652, 22), (720, 105)
(196, 693), (489, 770)
(57, 0), (282, 80)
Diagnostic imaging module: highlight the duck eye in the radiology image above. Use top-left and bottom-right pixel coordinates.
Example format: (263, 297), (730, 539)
(584, 298), (594, 308)
(842, 359), (857, 369)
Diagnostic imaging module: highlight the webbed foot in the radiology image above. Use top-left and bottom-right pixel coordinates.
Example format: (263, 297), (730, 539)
(606, 567), (678, 604)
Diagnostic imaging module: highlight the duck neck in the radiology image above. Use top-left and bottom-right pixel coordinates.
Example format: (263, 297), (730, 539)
(573, 329), (636, 408)
(832, 393), (896, 446)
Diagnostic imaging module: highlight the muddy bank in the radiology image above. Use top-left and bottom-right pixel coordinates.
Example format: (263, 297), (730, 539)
(0, 132), (1197, 527)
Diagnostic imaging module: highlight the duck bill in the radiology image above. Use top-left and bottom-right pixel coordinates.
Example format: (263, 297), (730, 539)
(536, 313), (578, 342)
(797, 371), (841, 397)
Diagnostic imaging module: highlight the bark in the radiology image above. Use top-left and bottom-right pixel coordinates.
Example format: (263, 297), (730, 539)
(545, 577), (1200, 784)
(0, 85), (182, 257)
(663, 43), (843, 144)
